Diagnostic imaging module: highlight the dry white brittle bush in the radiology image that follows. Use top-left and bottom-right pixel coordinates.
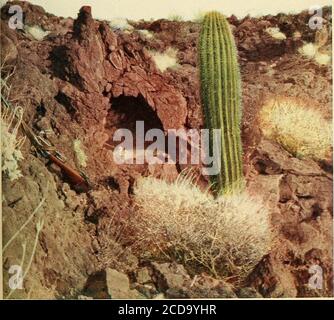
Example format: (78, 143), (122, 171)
(1, 107), (25, 181)
(148, 47), (181, 72)
(25, 25), (50, 41)
(266, 27), (286, 40)
(132, 176), (271, 280)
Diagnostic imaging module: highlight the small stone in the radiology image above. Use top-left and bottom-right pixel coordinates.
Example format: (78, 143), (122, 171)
(134, 284), (158, 298)
(150, 262), (190, 291)
(136, 267), (152, 284)
(237, 287), (263, 298)
(187, 274), (237, 298)
(105, 83), (112, 93)
(84, 268), (145, 299)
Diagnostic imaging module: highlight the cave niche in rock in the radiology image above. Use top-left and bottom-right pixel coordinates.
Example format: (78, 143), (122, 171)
(106, 94), (165, 152)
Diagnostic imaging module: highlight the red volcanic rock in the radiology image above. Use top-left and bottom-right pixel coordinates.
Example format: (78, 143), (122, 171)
(51, 6), (188, 132)
(73, 6), (94, 41)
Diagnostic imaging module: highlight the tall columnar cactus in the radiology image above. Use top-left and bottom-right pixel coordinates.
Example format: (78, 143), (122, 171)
(199, 11), (243, 194)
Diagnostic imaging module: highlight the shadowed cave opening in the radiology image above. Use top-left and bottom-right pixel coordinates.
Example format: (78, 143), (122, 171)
(106, 94), (166, 155)
(105, 95), (192, 175)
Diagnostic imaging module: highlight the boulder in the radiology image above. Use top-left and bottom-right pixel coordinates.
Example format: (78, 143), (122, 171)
(84, 268), (145, 299)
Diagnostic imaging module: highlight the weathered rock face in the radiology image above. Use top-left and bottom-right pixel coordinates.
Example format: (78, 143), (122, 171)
(247, 140), (333, 297)
(1, 1), (332, 298)
(121, 263), (237, 299)
(146, 262), (238, 298)
(2, 155), (97, 299)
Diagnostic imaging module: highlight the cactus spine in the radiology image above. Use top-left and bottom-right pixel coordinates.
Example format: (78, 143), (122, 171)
(199, 11), (243, 194)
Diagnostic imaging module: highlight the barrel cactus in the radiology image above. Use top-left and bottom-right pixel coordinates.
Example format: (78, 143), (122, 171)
(199, 11), (243, 195)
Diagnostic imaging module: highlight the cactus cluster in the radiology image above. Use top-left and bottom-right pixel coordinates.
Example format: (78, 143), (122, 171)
(199, 11), (243, 194)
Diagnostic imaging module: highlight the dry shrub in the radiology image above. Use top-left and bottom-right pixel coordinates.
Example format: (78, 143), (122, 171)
(137, 29), (154, 39)
(1, 105), (25, 181)
(265, 27), (286, 40)
(25, 25), (50, 41)
(298, 42), (318, 58)
(131, 176), (271, 282)
(260, 97), (332, 161)
(168, 14), (184, 22)
(298, 42), (331, 66)
(314, 52), (331, 66)
(1, 70), (25, 181)
(148, 47), (180, 72)
(108, 18), (134, 31)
